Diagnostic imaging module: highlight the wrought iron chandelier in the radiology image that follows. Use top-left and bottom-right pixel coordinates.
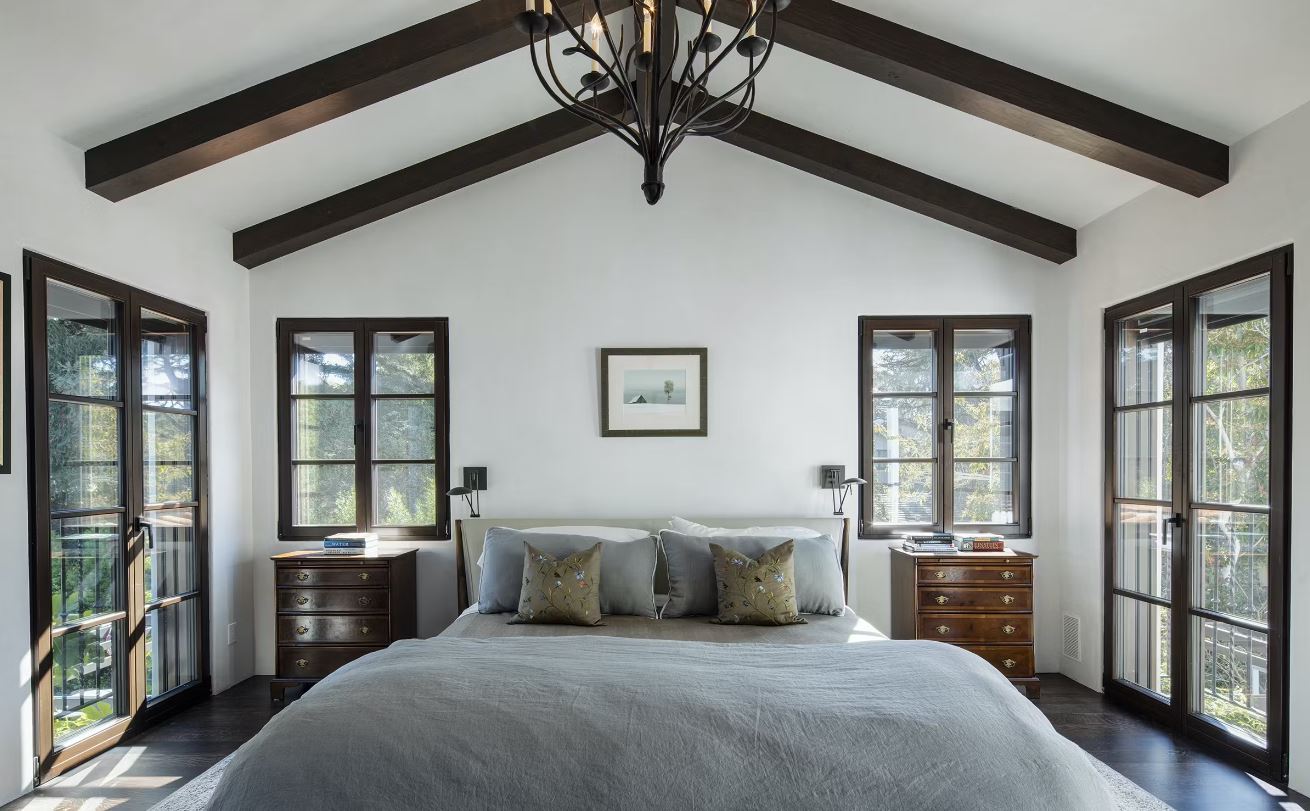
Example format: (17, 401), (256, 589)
(514, 0), (785, 204)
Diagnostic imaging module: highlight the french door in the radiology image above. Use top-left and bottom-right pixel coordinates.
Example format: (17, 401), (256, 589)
(1104, 246), (1291, 778)
(26, 252), (209, 781)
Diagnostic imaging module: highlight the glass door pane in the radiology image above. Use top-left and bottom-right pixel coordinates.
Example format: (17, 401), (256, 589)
(140, 310), (202, 702)
(45, 280), (126, 745)
(1189, 274), (1272, 746)
(1110, 302), (1177, 706)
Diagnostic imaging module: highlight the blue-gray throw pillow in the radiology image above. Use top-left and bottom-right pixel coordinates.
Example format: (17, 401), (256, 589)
(659, 531), (845, 618)
(478, 527), (659, 618)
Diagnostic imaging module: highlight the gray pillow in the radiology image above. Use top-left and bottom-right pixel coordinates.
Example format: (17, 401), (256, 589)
(478, 527), (659, 618)
(660, 531), (845, 618)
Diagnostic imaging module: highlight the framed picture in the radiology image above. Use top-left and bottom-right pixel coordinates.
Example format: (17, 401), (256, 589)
(1, 269), (9, 474)
(600, 348), (707, 437)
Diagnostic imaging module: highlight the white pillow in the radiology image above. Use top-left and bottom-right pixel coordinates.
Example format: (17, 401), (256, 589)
(669, 517), (823, 538)
(475, 525), (651, 566)
(524, 525), (651, 541)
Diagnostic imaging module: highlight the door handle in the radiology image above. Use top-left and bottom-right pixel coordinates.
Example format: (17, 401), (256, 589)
(133, 517), (153, 549)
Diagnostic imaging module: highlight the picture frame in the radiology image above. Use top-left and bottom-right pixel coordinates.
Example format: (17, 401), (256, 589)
(600, 347), (707, 437)
(1, 269), (9, 474)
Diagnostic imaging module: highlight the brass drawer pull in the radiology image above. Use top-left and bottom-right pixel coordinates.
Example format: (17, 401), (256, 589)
(360, 625), (371, 635)
(935, 625), (950, 635)
(1001, 571), (1015, 580)
(296, 625), (309, 636)
(1002, 624), (1016, 635)
(296, 571), (309, 582)
(1002, 594), (1015, 605)
(934, 571), (946, 580)
(358, 571), (371, 582)
(295, 595), (309, 606)
(295, 658), (308, 669)
(358, 596), (372, 607)
(1002, 658), (1017, 670)
(935, 595), (949, 605)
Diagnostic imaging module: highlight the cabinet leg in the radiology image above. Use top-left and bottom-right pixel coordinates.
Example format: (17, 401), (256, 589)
(270, 682), (286, 702)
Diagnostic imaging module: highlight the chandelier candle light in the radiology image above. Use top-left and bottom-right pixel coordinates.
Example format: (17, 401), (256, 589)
(514, 0), (786, 204)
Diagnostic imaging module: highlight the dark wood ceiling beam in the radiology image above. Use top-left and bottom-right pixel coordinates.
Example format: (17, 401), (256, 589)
(86, 0), (625, 201)
(232, 99), (617, 268)
(684, 0), (1227, 196)
(717, 112), (1076, 263)
(235, 102), (1074, 267)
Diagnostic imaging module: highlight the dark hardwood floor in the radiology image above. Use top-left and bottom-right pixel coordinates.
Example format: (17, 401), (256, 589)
(5, 674), (1306, 810)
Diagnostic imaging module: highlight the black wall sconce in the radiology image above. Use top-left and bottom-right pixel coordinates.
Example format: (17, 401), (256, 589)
(447, 467), (487, 518)
(820, 465), (865, 516)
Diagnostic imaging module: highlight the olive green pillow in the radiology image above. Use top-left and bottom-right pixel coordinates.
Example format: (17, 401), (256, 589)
(709, 540), (807, 626)
(509, 542), (604, 626)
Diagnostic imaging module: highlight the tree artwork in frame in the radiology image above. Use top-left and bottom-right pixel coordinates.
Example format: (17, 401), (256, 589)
(600, 348), (707, 437)
(0, 270), (9, 474)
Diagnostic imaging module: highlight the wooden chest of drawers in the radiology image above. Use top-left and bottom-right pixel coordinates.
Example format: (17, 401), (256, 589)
(890, 549), (1040, 698)
(270, 549), (417, 701)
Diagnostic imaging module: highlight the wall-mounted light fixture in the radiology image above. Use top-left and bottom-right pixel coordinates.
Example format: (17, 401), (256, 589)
(820, 465), (865, 516)
(447, 467), (488, 518)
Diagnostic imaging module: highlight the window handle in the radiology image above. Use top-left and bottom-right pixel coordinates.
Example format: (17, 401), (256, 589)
(1166, 513), (1185, 528)
(942, 419), (954, 432)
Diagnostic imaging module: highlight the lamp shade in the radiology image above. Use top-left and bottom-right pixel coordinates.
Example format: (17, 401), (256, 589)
(841, 477), (867, 486)
(447, 486), (472, 496)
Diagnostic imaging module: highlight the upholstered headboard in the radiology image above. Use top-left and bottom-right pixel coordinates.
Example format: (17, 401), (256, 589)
(454, 517), (851, 612)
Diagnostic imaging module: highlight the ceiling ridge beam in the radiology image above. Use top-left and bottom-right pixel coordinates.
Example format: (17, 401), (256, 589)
(683, 0), (1228, 196)
(232, 99), (620, 268)
(86, 0), (625, 201)
(717, 112), (1076, 264)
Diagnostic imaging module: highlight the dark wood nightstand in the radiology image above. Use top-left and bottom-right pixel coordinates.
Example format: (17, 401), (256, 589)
(890, 548), (1040, 698)
(270, 548), (417, 701)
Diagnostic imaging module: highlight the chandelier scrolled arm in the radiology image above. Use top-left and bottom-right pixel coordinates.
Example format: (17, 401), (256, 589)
(516, 0), (785, 203)
(534, 33), (642, 152)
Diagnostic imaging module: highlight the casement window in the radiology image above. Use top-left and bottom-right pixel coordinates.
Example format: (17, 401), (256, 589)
(276, 318), (450, 540)
(858, 316), (1032, 538)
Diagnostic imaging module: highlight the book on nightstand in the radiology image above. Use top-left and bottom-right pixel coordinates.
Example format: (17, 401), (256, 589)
(321, 532), (379, 555)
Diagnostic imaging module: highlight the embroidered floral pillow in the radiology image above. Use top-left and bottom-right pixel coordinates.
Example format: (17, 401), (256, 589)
(509, 542), (604, 626)
(709, 540), (807, 626)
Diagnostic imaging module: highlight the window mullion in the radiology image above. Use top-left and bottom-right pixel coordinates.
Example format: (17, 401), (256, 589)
(355, 323), (370, 533)
(939, 319), (953, 532)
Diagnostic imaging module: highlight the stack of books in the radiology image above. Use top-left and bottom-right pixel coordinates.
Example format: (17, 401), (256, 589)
(900, 532), (958, 554)
(321, 532), (379, 556)
(954, 533), (1006, 552)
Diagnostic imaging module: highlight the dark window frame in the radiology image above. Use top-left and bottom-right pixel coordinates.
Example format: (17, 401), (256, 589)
(1102, 246), (1292, 780)
(858, 315), (1032, 539)
(24, 251), (212, 782)
(276, 317), (450, 541)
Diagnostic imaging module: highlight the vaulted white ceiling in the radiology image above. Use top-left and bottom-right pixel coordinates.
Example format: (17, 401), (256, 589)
(5, 0), (1310, 247)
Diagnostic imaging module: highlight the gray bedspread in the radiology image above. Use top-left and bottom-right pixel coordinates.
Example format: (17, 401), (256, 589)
(440, 605), (888, 643)
(209, 634), (1112, 810)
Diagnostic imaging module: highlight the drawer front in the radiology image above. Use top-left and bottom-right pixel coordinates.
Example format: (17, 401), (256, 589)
(918, 614), (1033, 643)
(278, 615), (388, 644)
(277, 645), (384, 679)
(918, 587), (1032, 612)
(277, 565), (389, 588)
(918, 564), (1031, 585)
(278, 588), (390, 613)
(960, 645), (1036, 678)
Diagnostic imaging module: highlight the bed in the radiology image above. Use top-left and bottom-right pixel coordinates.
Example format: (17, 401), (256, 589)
(208, 517), (1114, 810)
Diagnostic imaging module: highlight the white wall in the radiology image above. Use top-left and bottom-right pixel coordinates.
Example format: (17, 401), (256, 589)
(248, 135), (1067, 674)
(0, 98), (256, 805)
(1054, 98), (1310, 792)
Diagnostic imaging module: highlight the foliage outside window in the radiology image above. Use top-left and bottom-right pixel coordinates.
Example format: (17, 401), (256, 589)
(858, 316), (1031, 538)
(277, 319), (450, 540)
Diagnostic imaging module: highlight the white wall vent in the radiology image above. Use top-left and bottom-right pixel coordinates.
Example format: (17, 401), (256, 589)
(1062, 613), (1082, 662)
